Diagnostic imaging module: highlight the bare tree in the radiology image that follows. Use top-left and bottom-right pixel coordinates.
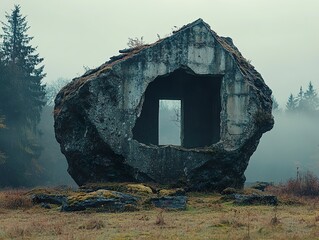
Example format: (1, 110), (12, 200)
(171, 105), (181, 127)
(46, 78), (71, 106)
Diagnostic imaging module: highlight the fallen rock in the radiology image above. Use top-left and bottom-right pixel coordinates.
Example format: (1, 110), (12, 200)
(221, 187), (239, 195)
(158, 188), (186, 197)
(233, 194), (278, 206)
(150, 196), (187, 210)
(32, 194), (67, 205)
(61, 190), (139, 212)
(80, 183), (157, 195)
(250, 181), (273, 191)
(32, 184), (188, 212)
(40, 203), (51, 209)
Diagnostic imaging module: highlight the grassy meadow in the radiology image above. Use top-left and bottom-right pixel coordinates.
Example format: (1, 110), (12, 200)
(1, 188), (319, 240)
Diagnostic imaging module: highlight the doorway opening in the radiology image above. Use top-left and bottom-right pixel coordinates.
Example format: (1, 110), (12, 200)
(159, 99), (181, 146)
(132, 67), (222, 148)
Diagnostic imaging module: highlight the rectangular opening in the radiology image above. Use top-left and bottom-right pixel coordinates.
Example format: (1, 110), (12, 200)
(159, 100), (181, 146)
(132, 68), (222, 148)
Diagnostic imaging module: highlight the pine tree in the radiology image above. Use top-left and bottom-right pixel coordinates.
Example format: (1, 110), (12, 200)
(0, 5), (46, 186)
(0, 53), (8, 165)
(304, 82), (319, 112)
(286, 94), (298, 112)
(297, 86), (304, 102)
(296, 86), (306, 111)
(271, 95), (279, 112)
(0, 116), (5, 164)
(1, 5), (46, 128)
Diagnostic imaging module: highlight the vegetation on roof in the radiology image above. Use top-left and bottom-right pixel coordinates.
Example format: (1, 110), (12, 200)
(54, 18), (267, 117)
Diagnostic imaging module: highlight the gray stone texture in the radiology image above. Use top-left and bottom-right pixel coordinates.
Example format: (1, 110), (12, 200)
(54, 19), (274, 191)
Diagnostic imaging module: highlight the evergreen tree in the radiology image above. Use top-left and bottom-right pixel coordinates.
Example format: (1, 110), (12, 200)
(304, 82), (319, 112)
(297, 86), (304, 102)
(1, 5), (46, 128)
(0, 116), (5, 164)
(271, 95), (279, 111)
(0, 5), (46, 186)
(296, 86), (306, 111)
(285, 83), (319, 115)
(286, 94), (298, 112)
(0, 53), (8, 165)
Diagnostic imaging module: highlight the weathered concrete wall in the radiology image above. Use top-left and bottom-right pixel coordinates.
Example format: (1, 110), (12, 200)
(54, 19), (273, 191)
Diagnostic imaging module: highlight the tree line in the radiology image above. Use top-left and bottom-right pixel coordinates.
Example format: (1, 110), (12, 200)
(272, 82), (319, 115)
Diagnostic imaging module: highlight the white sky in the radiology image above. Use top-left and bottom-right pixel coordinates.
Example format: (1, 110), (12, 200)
(1, 0), (318, 106)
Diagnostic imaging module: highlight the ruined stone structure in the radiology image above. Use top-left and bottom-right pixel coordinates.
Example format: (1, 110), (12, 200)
(54, 19), (274, 191)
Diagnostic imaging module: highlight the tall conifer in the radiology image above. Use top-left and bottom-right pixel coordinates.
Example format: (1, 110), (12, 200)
(304, 82), (319, 112)
(1, 5), (46, 128)
(286, 94), (298, 112)
(0, 5), (46, 186)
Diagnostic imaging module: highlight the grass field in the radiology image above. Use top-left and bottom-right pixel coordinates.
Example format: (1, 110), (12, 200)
(1, 189), (319, 240)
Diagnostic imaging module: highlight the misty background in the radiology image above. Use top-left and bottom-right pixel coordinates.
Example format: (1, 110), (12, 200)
(35, 91), (319, 186)
(32, 106), (319, 186)
(157, 93), (319, 183)
(159, 100), (181, 146)
(246, 112), (319, 182)
(0, 1), (318, 187)
(1, 0), (318, 105)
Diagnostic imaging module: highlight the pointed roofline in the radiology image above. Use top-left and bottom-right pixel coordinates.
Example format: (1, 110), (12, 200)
(56, 19), (271, 118)
(172, 18), (265, 85)
(77, 19), (266, 93)
(172, 18), (205, 34)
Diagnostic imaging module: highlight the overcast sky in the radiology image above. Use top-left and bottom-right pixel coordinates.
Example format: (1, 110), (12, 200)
(1, 0), (318, 106)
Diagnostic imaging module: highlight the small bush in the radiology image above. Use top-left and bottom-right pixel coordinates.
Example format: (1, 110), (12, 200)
(0, 190), (33, 209)
(127, 37), (145, 48)
(275, 171), (319, 197)
(155, 210), (165, 225)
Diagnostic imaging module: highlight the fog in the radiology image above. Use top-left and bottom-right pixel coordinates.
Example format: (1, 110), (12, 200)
(0, 1), (318, 187)
(37, 106), (76, 186)
(159, 100), (181, 146)
(245, 112), (319, 183)
(1, 0), (319, 106)
(156, 106), (319, 184)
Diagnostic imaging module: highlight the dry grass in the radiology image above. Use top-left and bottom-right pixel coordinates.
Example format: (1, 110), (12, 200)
(79, 219), (105, 230)
(277, 171), (319, 197)
(0, 189), (33, 209)
(1, 190), (319, 239)
(155, 209), (165, 225)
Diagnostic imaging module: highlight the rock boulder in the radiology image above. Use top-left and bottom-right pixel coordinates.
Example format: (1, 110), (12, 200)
(54, 19), (273, 191)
